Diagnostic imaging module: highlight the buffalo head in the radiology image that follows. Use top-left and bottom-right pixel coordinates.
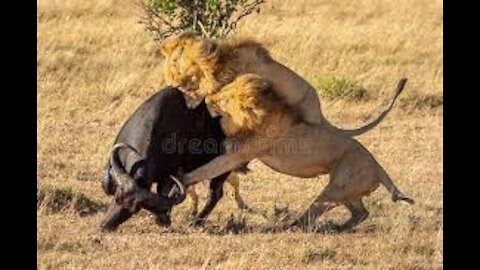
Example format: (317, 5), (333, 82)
(99, 143), (187, 232)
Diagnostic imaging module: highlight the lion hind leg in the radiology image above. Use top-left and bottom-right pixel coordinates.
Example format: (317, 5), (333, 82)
(291, 151), (375, 231)
(291, 188), (340, 230)
(336, 144), (414, 205)
(374, 159), (415, 205)
(336, 199), (369, 232)
(392, 190), (415, 204)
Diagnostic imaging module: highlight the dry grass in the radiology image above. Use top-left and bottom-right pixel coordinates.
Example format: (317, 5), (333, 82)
(37, 0), (442, 269)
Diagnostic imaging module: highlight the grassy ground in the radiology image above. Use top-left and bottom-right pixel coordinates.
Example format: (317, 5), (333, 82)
(37, 0), (443, 269)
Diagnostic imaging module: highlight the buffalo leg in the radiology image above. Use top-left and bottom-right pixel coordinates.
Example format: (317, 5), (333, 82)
(186, 186), (199, 217)
(191, 172), (230, 226)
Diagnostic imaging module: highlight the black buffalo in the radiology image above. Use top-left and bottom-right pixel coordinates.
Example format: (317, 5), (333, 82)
(100, 86), (246, 231)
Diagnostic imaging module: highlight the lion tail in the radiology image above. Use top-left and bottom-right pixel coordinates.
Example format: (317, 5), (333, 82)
(327, 78), (407, 137)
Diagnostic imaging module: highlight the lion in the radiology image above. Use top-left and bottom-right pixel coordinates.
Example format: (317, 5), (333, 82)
(169, 74), (414, 231)
(160, 32), (402, 136)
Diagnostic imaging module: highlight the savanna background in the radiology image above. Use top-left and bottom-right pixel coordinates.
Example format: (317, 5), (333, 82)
(37, 0), (443, 269)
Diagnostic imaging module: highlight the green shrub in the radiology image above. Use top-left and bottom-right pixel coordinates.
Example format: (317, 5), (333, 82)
(316, 76), (369, 102)
(141, 0), (265, 42)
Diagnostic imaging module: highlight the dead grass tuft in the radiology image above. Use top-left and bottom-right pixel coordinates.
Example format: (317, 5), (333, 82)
(37, 186), (107, 216)
(301, 247), (337, 263)
(400, 93), (443, 111)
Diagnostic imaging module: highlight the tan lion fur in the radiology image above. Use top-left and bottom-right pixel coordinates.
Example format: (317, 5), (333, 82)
(178, 74), (413, 231)
(205, 74), (298, 138)
(161, 33), (273, 96)
(160, 33), (405, 139)
(160, 33), (328, 126)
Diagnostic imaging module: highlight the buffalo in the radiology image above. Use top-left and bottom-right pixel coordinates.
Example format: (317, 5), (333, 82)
(100, 86), (247, 231)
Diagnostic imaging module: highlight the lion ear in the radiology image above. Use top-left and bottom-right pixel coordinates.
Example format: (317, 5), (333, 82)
(200, 40), (219, 58)
(160, 43), (172, 57)
(160, 36), (181, 57)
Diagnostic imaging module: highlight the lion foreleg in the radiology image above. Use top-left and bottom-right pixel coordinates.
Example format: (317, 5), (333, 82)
(182, 148), (257, 187)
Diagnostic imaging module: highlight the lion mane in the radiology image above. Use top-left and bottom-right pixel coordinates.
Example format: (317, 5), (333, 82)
(160, 33), (406, 139)
(160, 32), (273, 97)
(207, 74), (299, 138)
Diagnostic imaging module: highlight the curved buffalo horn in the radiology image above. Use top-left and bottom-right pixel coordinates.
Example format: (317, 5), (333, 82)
(110, 143), (141, 192)
(168, 175), (187, 205)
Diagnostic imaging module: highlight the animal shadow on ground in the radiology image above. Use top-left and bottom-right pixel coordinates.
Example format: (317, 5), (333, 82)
(161, 205), (381, 236)
(197, 221), (380, 236)
(88, 200), (382, 235)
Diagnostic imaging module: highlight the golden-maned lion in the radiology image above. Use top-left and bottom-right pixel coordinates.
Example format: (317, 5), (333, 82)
(160, 32), (402, 136)
(171, 74), (413, 231)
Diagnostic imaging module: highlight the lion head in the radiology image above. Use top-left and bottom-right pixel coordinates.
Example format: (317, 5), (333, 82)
(205, 74), (279, 137)
(160, 33), (223, 108)
(160, 33), (272, 109)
